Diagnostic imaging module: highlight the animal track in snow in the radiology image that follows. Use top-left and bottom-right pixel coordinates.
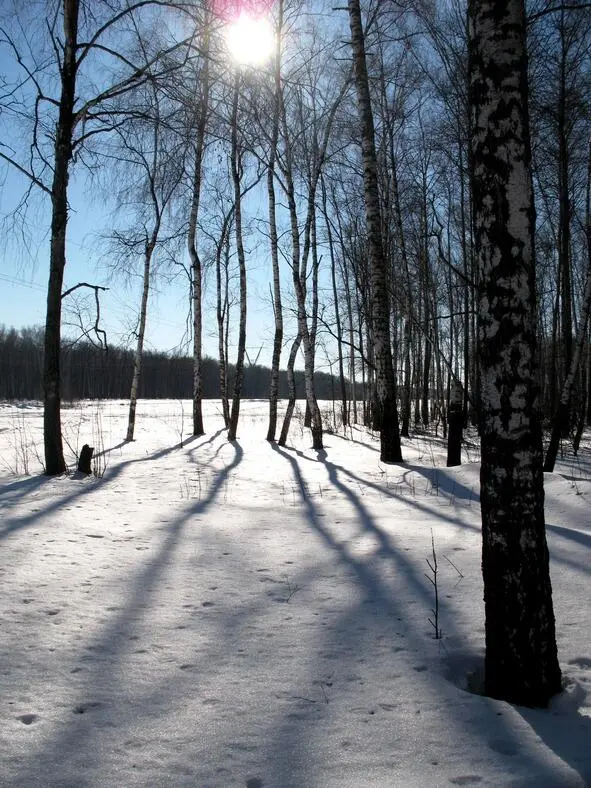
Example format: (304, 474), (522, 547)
(17, 713), (39, 725)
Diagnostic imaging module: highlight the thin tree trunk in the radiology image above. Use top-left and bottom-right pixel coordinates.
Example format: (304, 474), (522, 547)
(304, 206), (320, 431)
(347, 0), (402, 462)
(187, 30), (211, 438)
(126, 236), (156, 442)
(447, 380), (463, 467)
(228, 73), (247, 442)
(278, 334), (301, 446)
(44, 0), (79, 475)
(545, 140), (591, 471)
(216, 209), (232, 428)
(469, 0), (561, 707)
(334, 203), (357, 424)
(279, 127), (323, 450)
(558, 11), (573, 386)
(266, 0), (284, 442)
(322, 178), (348, 428)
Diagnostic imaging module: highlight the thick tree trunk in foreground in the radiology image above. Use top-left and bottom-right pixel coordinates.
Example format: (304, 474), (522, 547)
(347, 0), (402, 463)
(469, 0), (561, 707)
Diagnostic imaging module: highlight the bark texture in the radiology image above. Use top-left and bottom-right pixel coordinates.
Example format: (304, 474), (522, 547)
(469, 0), (561, 706)
(347, 0), (402, 463)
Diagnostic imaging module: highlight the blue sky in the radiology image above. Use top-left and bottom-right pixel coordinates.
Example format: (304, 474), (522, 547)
(0, 158), (293, 368)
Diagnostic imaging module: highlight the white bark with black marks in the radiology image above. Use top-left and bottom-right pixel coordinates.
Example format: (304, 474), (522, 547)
(469, 0), (561, 707)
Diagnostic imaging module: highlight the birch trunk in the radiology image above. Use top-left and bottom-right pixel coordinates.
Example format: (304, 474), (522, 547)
(469, 0), (561, 706)
(216, 210), (232, 428)
(347, 0), (402, 462)
(322, 178), (348, 427)
(187, 31), (211, 438)
(278, 335), (301, 447)
(44, 0), (79, 475)
(266, 0), (284, 443)
(228, 73), (247, 442)
(126, 234), (157, 442)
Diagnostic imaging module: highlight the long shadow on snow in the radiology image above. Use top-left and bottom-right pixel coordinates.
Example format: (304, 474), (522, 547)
(300, 445), (480, 534)
(0, 474), (52, 500)
(404, 463), (480, 504)
(546, 522), (591, 551)
(9, 439), (245, 786)
(267, 443), (583, 787)
(0, 431), (222, 540)
(290, 434), (586, 574)
(266, 445), (518, 785)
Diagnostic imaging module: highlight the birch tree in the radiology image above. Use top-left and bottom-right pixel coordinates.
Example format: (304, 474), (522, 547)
(347, 0), (403, 463)
(111, 87), (183, 443)
(186, 19), (212, 438)
(265, 0), (284, 443)
(468, 0), (561, 706)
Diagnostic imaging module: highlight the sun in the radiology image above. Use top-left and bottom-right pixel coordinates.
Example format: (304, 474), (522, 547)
(225, 14), (275, 66)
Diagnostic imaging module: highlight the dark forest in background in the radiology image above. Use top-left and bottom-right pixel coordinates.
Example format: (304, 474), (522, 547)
(0, 326), (350, 402)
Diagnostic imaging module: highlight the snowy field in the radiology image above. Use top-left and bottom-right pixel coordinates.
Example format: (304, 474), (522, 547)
(0, 398), (589, 787)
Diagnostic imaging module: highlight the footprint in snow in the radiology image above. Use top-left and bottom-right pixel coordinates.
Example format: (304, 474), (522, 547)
(17, 713), (39, 725)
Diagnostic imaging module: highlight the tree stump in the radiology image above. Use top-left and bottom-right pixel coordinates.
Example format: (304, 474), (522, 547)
(77, 444), (94, 475)
(446, 381), (463, 467)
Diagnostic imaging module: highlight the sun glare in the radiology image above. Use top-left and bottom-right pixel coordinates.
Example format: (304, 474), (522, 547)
(226, 15), (275, 66)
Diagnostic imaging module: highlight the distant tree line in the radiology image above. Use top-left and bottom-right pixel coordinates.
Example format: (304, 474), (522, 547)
(0, 325), (354, 403)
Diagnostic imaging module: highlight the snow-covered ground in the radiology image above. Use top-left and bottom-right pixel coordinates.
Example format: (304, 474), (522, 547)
(0, 399), (589, 787)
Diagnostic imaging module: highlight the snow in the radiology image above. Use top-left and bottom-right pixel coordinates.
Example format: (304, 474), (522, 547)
(0, 398), (590, 787)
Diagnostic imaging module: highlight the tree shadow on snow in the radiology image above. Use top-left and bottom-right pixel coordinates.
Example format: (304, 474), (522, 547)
(403, 463), (480, 505)
(0, 431), (225, 541)
(267, 442), (586, 787)
(8, 438), (245, 786)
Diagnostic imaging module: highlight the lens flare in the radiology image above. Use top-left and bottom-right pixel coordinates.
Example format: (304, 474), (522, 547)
(226, 14), (275, 66)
